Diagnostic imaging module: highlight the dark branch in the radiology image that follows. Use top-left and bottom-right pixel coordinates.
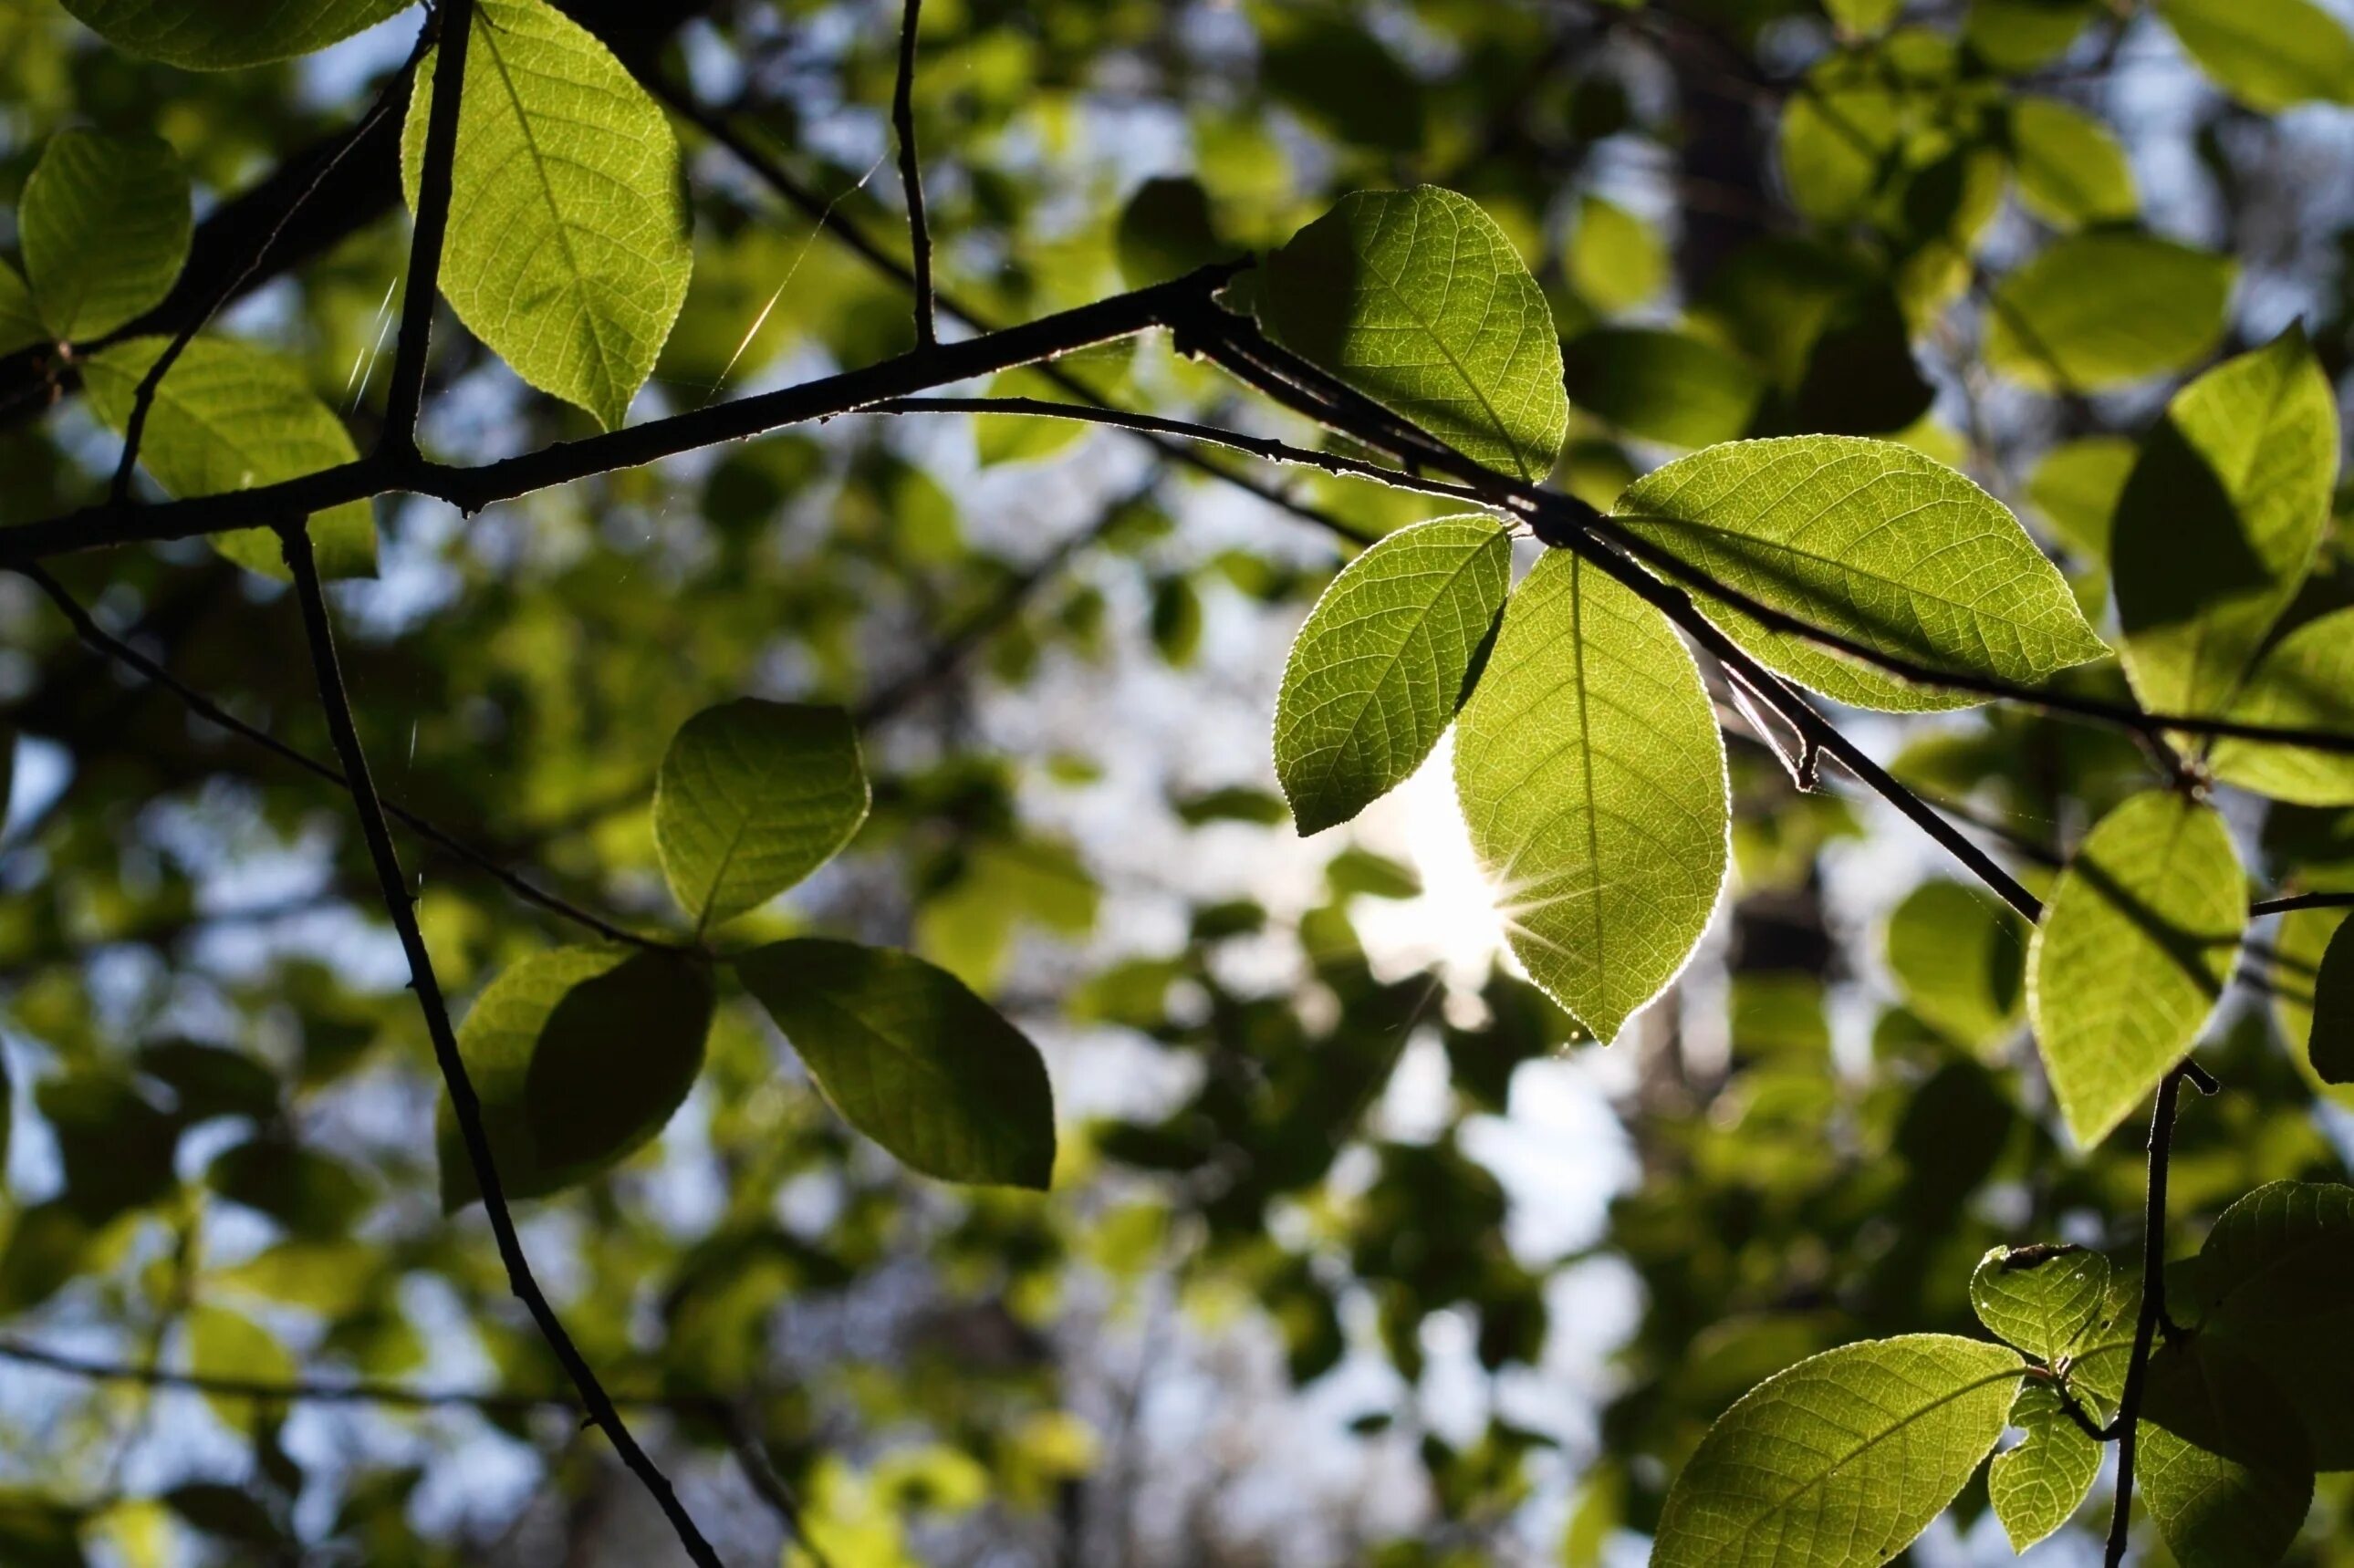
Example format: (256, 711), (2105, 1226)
(380, 0), (474, 459)
(891, 0), (938, 350)
(276, 518), (724, 1568)
(2252, 889), (2354, 917)
(2100, 1064), (2197, 1564)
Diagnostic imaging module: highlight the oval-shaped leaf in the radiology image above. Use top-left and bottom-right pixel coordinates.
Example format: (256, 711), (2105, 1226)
(2270, 904), (2354, 1104)
(2027, 792), (2245, 1147)
(2007, 97), (2136, 228)
(1560, 327), (1764, 449)
(2026, 434), (2135, 562)
(0, 263), (46, 358)
(401, 0), (693, 430)
(61, 0), (411, 69)
(1565, 194), (1667, 314)
(83, 336), (377, 580)
(2208, 607), (2354, 805)
(1613, 436), (2107, 712)
(1273, 515), (1511, 836)
(1988, 1380), (2101, 1552)
(2156, 0), (2354, 110)
(2181, 1181), (2354, 1466)
(1453, 552), (1729, 1041)
(1652, 1334), (2024, 1568)
(439, 946), (714, 1211)
(2113, 328), (2338, 719)
(1887, 880), (2028, 1052)
(20, 130), (190, 341)
(653, 700), (869, 933)
(1249, 185), (1567, 482)
(1969, 1243), (2109, 1360)
(2139, 1338), (2313, 1568)
(736, 939), (1057, 1189)
(1986, 232), (2234, 391)
(2315, 922), (2354, 1085)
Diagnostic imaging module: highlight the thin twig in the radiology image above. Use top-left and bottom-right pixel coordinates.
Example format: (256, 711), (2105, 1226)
(14, 562), (676, 951)
(2252, 889), (2354, 916)
(380, 0), (474, 461)
(890, 0), (937, 350)
(715, 1401), (837, 1568)
(276, 518), (724, 1568)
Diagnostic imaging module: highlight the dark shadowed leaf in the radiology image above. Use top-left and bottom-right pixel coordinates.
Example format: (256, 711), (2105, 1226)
(653, 700), (870, 933)
(1887, 880), (2028, 1052)
(2139, 1338), (2312, 1568)
(60, 0), (411, 69)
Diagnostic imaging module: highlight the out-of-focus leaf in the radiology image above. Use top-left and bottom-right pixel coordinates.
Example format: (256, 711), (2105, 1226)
(60, 0), (411, 69)
(2026, 434), (2135, 561)
(1968, 1243), (2109, 1359)
(2208, 607), (2354, 805)
(1565, 195), (1667, 312)
(653, 700), (869, 933)
(2156, 0), (2354, 110)
(2007, 98), (2137, 226)
(36, 1070), (179, 1224)
(1966, 0), (2097, 70)
(19, 130), (189, 340)
(1886, 879), (2028, 1051)
(1273, 516), (1510, 835)
(1117, 176), (1224, 287)
(1560, 328), (1764, 448)
(1986, 233), (2234, 390)
(207, 1136), (374, 1239)
(2312, 921), (2354, 1085)
(0, 263), (48, 355)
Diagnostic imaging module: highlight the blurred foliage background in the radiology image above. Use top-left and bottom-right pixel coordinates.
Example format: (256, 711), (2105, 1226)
(0, 0), (2351, 1563)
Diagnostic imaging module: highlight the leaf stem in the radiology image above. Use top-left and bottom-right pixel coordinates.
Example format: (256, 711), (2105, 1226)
(275, 516), (724, 1568)
(891, 0), (937, 351)
(380, 0), (473, 462)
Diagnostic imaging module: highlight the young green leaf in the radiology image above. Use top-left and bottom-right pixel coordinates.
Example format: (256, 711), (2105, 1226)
(652, 700), (869, 933)
(402, 0), (693, 430)
(2179, 1181), (2354, 1466)
(2006, 98), (2137, 227)
(1986, 232), (2234, 391)
(1273, 516), (1511, 836)
(1886, 880), (2027, 1053)
(185, 1304), (294, 1426)
(19, 130), (190, 341)
(0, 264), (46, 357)
(2025, 434), (2136, 562)
(1968, 1243), (2109, 1360)
(2138, 1338), (2313, 1568)
(2156, 0), (2354, 110)
(1559, 328), (1764, 449)
(60, 0), (412, 69)
(1987, 1380), (2100, 1552)
(2028, 792), (2245, 1147)
(438, 946), (714, 1211)
(1651, 1334), (2024, 1568)
(2112, 329), (2338, 719)
(1453, 553), (1728, 1041)
(1613, 436), (2107, 712)
(1248, 186), (1567, 482)
(82, 336), (377, 580)
(735, 940), (1057, 1189)
(2207, 607), (2354, 805)
(1564, 195), (1667, 314)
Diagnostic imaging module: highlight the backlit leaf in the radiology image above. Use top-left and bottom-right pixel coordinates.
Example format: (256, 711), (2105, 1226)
(2026, 434), (2135, 561)
(1987, 1380), (2100, 1552)
(736, 940), (1057, 1189)
(2207, 607), (2354, 805)
(2112, 329), (2338, 719)
(1273, 515), (1511, 835)
(83, 336), (377, 579)
(1249, 186), (1567, 482)
(1613, 436), (2107, 712)
(60, 0), (411, 69)
(2007, 98), (2137, 227)
(2027, 793), (2245, 1147)
(1968, 1243), (2109, 1359)
(1652, 1334), (2023, 1568)
(2156, 0), (2354, 110)
(19, 130), (190, 341)
(402, 0), (693, 430)
(1986, 233), (2233, 391)
(439, 946), (715, 1210)
(653, 700), (869, 934)
(2139, 1338), (2312, 1568)
(1887, 880), (2028, 1052)
(1565, 195), (1667, 313)
(1453, 553), (1728, 1041)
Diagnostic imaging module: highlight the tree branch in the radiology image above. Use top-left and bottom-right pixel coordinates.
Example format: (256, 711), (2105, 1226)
(275, 518), (724, 1568)
(891, 0), (938, 350)
(380, 0), (474, 461)
(2252, 889), (2354, 916)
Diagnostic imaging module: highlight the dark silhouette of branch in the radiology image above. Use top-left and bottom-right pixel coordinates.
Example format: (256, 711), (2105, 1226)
(891, 0), (938, 350)
(276, 518), (724, 1568)
(381, 0), (474, 460)
(12, 561), (676, 952)
(2252, 889), (2354, 916)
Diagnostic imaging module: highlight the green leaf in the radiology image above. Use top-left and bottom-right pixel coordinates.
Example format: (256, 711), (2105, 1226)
(1966, 0), (2098, 71)
(2207, 607), (2354, 804)
(19, 130), (190, 341)
(1560, 328), (1764, 449)
(2027, 792), (2245, 1147)
(401, 0), (693, 430)
(1887, 880), (2028, 1052)
(1248, 186), (1567, 483)
(735, 940), (1057, 1189)
(438, 946), (715, 1210)
(1651, 1334), (2024, 1568)
(2271, 905), (2353, 1102)
(1453, 553), (1728, 1041)
(2179, 1181), (2354, 1466)
(2007, 98), (2137, 227)
(2026, 434), (2136, 562)
(1116, 176), (1224, 288)
(207, 1136), (373, 1239)
(1986, 233), (2234, 391)
(1987, 1380), (2100, 1552)
(2112, 328), (2338, 719)
(185, 1303), (295, 1423)
(1613, 436), (2107, 712)
(1776, 32), (1971, 226)
(2139, 1338), (2313, 1568)
(0, 263), (46, 356)
(1825, 0), (1904, 36)
(2313, 922), (2354, 1085)
(2156, 0), (2354, 109)
(1273, 516), (1511, 836)
(653, 700), (869, 934)
(82, 336), (377, 579)
(60, 0), (411, 69)
(1968, 1243), (2109, 1359)
(1565, 195), (1667, 313)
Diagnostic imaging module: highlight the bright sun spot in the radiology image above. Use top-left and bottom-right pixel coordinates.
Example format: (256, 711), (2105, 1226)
(1348, 733), (1515, 992)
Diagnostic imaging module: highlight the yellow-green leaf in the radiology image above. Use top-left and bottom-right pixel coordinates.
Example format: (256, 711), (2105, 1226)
(2007, 97), (2137, 227)
(1986, 233), (2234, 391)
(1988, 1380), (2100, 1551)
(19, 130), (190, 341)
(652, 700), (869, 934)
(2157, 0), (2354, 110)
(1969, 1243), (2109, 1359)
(2208, 607), (2354, 805)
